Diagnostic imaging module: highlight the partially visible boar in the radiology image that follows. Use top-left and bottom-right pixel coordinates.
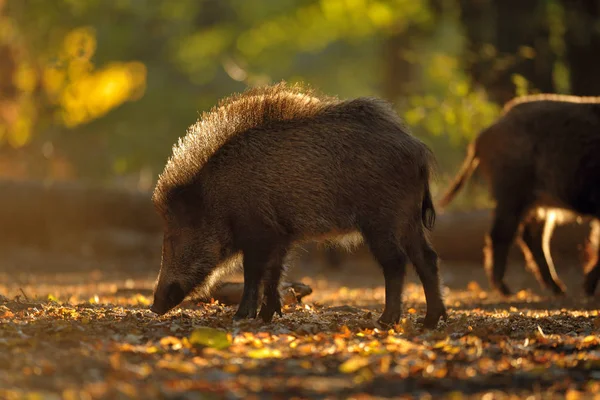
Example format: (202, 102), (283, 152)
(149, 82), (447, 328)
(439, 94), (600, 296)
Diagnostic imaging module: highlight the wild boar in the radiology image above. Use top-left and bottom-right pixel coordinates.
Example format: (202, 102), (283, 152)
(439, 94), (600, 296)
(149, 82), (447, 328)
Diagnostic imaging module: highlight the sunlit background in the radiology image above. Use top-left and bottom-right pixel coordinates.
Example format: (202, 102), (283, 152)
(2, 2), (600, 397)
(2, 0), (593, 210)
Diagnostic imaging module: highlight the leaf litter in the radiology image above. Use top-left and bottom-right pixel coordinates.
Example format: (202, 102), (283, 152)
(1, 260), (600, 399)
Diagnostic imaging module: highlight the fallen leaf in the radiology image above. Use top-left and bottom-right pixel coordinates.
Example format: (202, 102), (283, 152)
(47, 294), (60, 303)
(583, 335), (596, 344)
(339, 356), (370, 373)
(446, 391), (464, 400)
(566, 389), (583, 400)
(189, 327), (231, 350)
(160, 336), (183, 350)
(247, 347), (282, 359)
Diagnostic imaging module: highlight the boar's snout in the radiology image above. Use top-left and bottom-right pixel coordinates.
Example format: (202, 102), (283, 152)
(150, 281), (186, 315)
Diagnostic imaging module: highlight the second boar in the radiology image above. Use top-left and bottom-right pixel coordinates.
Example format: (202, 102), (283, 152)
(439, 94), (600, 296)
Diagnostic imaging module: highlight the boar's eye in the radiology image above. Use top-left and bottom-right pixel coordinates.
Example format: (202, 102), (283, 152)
(167, 281), (185, 305)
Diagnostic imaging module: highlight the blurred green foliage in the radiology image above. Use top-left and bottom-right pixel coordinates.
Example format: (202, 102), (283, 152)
(0, 0), (593, 209)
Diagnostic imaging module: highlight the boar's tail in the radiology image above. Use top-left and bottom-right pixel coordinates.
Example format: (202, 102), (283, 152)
(438, 142), (479, 209)
(422, 179), (436, 231)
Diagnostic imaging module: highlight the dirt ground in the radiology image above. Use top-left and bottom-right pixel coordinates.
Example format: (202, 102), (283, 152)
(1, 246), (600, 400)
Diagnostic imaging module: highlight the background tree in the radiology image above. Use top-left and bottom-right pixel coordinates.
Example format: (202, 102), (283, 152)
(0, 0), (599, 209)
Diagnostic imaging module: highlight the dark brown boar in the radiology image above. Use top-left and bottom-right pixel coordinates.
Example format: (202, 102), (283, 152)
(148, 82), (447, 328)
(439, 94), (600, 296)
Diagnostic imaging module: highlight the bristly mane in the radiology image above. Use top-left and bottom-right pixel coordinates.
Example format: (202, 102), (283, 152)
(502, 93), (600, 115)
(152, 81), (339, 211)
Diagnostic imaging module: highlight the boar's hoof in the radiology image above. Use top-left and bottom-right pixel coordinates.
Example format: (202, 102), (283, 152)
(233, 303), (258, 321)
(492, 281), (513, 297)
(550, 285), (567, 296)
(418, 310), (448, 330)
(583, 277), (598, 297)
(377, 308), (402, 327)
(258, 300), (283, 323)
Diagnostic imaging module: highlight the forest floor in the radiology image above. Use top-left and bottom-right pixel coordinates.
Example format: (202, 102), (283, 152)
(1, 247), (600, 400)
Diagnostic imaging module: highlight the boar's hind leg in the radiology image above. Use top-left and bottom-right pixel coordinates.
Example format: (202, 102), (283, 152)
(361, 223), (408, 327)
(405, 232), (447, 329)
(583, 219), (600, 296)
(485, 202), (528, 296)
(363, 228), (407, 325)
(516, 217), (566, 295)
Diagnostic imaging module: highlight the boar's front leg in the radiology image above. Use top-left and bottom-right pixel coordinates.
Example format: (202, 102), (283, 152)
(583, 219), (600, 296)
(258, 245), (290, 323)
(234, 241), (290, 321)
(233, 248), (268, 320)
(258, 265), (284, 323)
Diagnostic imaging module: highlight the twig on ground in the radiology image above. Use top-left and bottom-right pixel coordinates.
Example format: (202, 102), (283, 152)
(19, 288), (30, 302)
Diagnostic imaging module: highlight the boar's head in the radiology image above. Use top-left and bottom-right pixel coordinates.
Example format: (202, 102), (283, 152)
(149, 197), (222, 316)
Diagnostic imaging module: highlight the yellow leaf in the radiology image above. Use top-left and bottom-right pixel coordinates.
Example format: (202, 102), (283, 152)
(247, 347), (282, 359)
(443, 344), (461, 355)
(339, 356), (370, 373)
(189, 327), (231, 350)
(566, 389), (583, 400)
(160, 336), (183, 350)
(134, 294), (150, 306)
(583, 335), (596, 344)
(380, 355), (391, 373)
(62, 389), (80, 400)
(23, 393), (45, 400)
(447, 391), (464, 400)
(47, 294), (60, 303)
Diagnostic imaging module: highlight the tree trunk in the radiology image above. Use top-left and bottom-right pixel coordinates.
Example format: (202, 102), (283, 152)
(459, 0), (556, 104)
(561, 0), (600, 95)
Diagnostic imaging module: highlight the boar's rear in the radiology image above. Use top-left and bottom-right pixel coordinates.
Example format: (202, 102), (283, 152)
(149, 81), (447, 329)
(439, 94), (600, 297)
